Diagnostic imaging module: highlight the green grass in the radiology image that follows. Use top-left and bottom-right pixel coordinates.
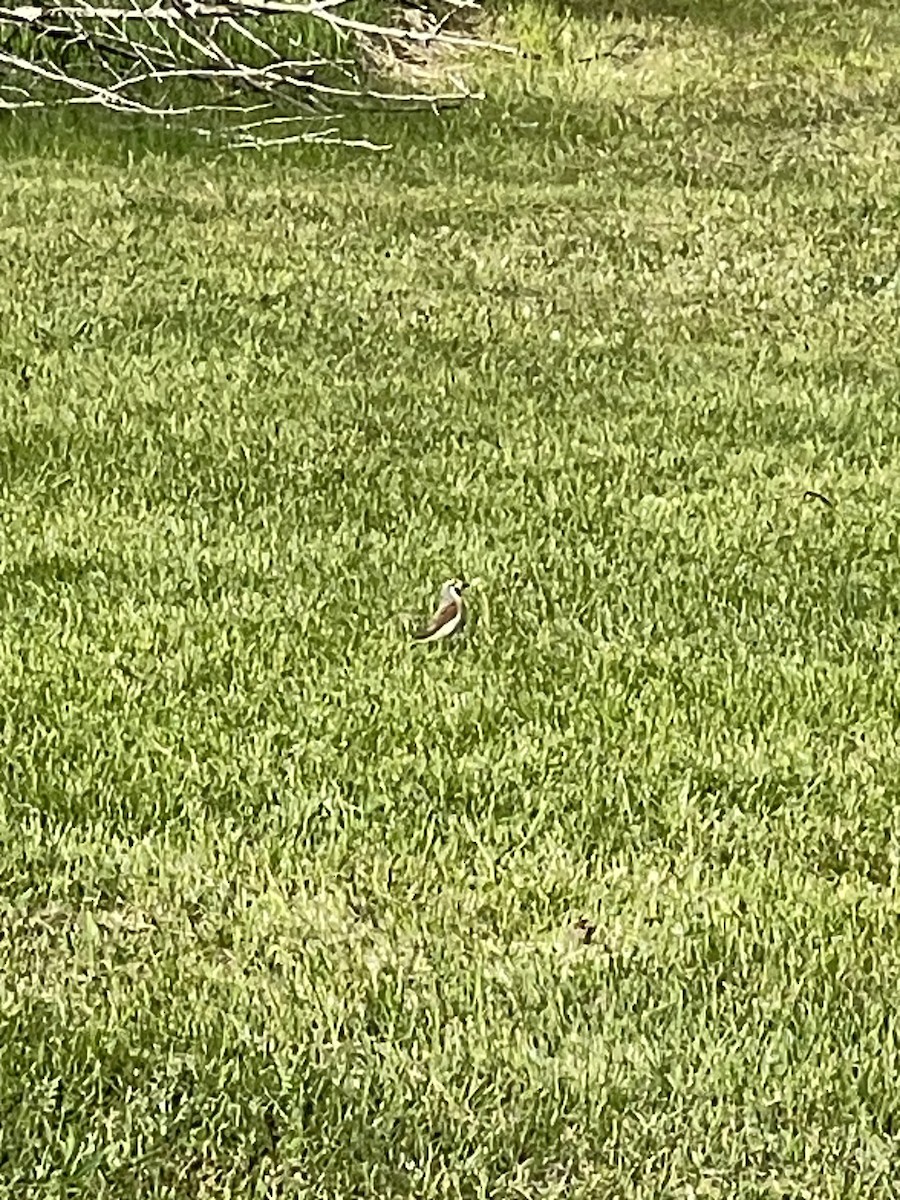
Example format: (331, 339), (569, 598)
(2, 1), (900, 1195)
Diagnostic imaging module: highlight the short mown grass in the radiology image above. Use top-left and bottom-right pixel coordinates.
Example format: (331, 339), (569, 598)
(2, 2), (900, 1195)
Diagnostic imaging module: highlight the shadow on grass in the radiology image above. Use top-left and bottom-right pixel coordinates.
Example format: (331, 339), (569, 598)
(493, 0), (894, 29)
(1, 0), (896, 172)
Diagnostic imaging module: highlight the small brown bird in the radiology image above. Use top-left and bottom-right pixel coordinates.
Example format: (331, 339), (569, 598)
(412, 578), (469, 644)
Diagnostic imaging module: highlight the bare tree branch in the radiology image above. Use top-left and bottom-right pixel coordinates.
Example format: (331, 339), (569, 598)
(0, 0), (508, 146)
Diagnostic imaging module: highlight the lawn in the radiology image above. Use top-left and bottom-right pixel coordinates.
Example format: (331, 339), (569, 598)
(1, 1), (900, 1195)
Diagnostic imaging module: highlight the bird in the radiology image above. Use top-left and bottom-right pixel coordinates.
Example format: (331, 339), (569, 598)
(412, 578), (469, 644)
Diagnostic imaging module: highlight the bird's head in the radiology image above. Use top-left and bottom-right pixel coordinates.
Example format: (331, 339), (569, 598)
(442, 577), (470, 603)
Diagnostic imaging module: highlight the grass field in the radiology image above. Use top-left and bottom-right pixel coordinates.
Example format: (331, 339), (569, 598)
(2, 1), (900, 1195)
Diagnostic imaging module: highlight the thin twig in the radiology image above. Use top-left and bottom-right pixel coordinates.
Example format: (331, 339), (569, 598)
(0, 0), (511, 147)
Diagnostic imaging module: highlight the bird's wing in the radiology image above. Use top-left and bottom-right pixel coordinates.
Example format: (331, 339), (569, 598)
(412, 598), (461, 641)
